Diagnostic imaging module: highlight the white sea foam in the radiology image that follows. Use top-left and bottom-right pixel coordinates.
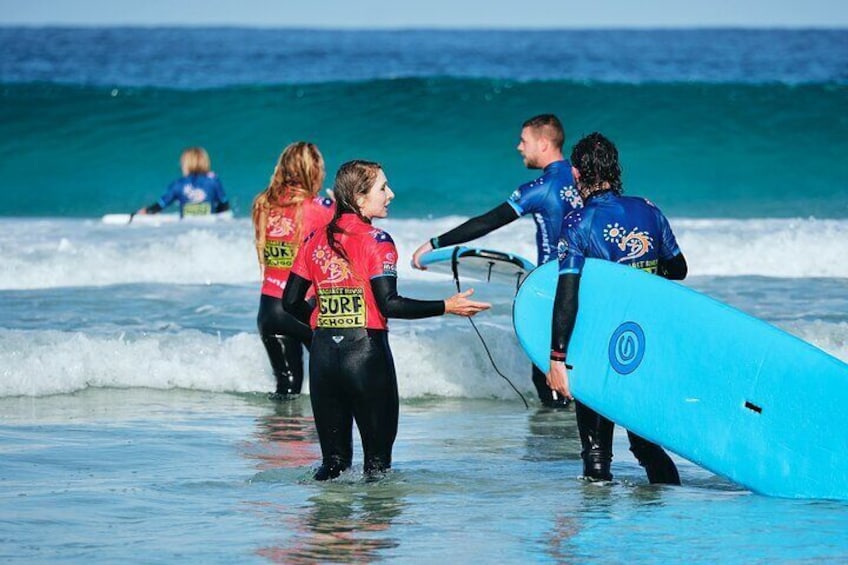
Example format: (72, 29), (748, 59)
(2, 313), (846, 399)
(0, 318), (534, 399)
(1, 216), (847, 290)
(1, 216), (846, 399)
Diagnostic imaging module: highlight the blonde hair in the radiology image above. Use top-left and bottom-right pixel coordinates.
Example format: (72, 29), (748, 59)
(180, 147), (211, 175)
(252, 142), (326, 260)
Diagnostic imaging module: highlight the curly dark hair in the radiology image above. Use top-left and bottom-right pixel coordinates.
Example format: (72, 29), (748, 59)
(570, 132), (623, 195)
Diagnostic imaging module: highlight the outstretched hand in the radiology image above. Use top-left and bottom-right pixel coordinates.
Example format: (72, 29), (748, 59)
(411, 240), (433, 270)
(444, 288), (491, 317)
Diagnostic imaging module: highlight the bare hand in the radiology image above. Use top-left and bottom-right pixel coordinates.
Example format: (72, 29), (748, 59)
(411, 240), (434, 270)
(547, 361), (573, 401)
(444, 288), (491, 317)
(135, 208), (148, 215)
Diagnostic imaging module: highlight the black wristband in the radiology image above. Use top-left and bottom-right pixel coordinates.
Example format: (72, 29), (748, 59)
(429, 236), (440, 250)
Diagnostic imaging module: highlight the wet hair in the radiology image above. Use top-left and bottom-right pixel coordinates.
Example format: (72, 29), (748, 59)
(570, 132), (623, 196)
(326, 160), (382, 261)
(251, 141), (325, 248)
(522, 114), (565, 150)
(180, 147), (212, 175)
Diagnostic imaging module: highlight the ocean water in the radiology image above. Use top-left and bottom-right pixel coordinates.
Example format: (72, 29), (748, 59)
(1, 28), (848, 563)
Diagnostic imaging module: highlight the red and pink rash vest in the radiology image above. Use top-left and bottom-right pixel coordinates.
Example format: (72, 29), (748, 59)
(261, 196), (334, 298)
(290, 213), (398, 330)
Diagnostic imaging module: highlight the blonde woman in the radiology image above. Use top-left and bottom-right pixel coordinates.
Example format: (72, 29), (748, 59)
(253, 142), (334, 399)
(137, 147), (230, 217)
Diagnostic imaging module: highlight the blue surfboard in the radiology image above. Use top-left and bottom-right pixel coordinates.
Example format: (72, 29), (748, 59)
(513, 259), (848, 500)
(419, 246), (535, 289)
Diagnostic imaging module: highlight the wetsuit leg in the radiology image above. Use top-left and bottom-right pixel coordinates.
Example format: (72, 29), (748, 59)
(309, 331), (354, 480)
(309, 329), (399, 480)
(574, 401), (614, 481)
(347, 331), (398, 477)
(626, 431), (681, 485)
(257, 294), (312, 396)
(532, 365), (569, 408)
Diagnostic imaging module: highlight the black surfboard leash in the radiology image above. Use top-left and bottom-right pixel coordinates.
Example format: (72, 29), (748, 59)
(451, 247), (529, 409)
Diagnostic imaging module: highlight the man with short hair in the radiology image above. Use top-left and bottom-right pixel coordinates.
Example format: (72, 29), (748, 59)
(412, 114), (582, 407)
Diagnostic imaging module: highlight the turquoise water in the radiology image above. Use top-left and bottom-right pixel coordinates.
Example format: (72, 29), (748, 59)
(2, 80), (847, 218)
(2, 27), (847, 219)
(3, 390), (847, 563)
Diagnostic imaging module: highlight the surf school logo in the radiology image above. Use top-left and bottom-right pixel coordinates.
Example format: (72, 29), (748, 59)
(560, 185), (583, 209)
(312, 245), (351, 283)
(264, 240), (295, 268)
(603, 223), (654, 263)
(608, 322), (645, 375)
(317, 287), (365, 328)
(267, 214), (295, 237)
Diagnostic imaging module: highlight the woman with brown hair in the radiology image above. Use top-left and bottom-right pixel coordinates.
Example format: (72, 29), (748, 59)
(283, 160), (490, 480)
(252, 142), (334, 399)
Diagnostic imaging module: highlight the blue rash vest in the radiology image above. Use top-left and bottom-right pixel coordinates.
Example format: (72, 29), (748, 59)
(157, 172), (229, 217)
(557, 191), (681, 275)
(506, 160), (582, 265)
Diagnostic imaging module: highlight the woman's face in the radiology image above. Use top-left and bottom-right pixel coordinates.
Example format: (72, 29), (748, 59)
(358, 169), (395, 219)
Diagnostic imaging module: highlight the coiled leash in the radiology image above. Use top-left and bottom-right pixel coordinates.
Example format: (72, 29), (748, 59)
(450, 246), (529, 409)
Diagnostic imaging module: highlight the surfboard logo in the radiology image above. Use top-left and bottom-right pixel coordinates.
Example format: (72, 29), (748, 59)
(603, 223), (654, 263)
(608, 321), (645, 374)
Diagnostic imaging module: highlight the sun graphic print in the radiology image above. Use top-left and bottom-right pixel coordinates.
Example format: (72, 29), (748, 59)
(603, 223), (625, 244)
(312, 245), (351, 284)
(603, 223), (654, 262)
(560, 186), (582, 208)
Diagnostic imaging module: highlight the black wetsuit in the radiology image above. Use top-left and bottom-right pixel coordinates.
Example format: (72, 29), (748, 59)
(430, 160), (582, 407)
(256, 294), (312, 396)
(284, 214), (445, 480)
(552, 190), (687, 483)
(255, 197), (334, 397)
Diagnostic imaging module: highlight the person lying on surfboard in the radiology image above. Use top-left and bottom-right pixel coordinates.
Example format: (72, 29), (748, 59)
(136, 146), (231, 218)
(548, 132), (688, 484)
(411, 114), (581, 408)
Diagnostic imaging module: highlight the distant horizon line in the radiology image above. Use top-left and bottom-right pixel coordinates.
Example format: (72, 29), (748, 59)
(1, 24), (846, 31)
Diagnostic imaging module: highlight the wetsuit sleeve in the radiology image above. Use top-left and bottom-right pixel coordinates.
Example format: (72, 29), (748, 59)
(371, 276), (446, 319)
(658, 252), (688, 280)
(153, 179), (180, 212)
(550, 273), (580, 358)
(281, 273), (314, 324)
(432, 202), (519, 248)
(212, 177), (229, 213)
(648, 201), (681, 261)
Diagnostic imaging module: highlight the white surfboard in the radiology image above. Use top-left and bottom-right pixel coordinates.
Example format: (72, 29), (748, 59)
(101, 210), (234, 225)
